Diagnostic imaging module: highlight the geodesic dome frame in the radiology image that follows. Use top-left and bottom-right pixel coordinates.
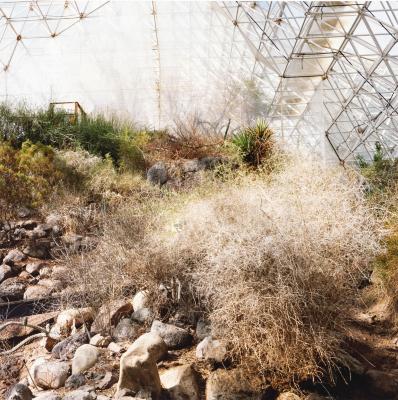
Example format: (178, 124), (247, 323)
(0, 1), (397, 163)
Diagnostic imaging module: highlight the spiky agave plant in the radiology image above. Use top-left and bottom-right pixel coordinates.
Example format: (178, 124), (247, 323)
(231, 119), (274, 167)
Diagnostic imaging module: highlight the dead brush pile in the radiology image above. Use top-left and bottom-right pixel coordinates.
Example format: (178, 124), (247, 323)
(161, 159), (382, 383)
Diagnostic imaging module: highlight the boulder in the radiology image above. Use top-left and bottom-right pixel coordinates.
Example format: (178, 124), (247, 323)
(132, 291), (149, 312)
(0, 263), (14, 282)
(30, 359), (70, 389)
(196, 336), (227, 362)
(116, 332), (168, 399)
(52, 332), (89, 360)
(63, 390), (95, 400)
(147, 162), (168, 186)
(160, 364), (200, 400)
(65, 373), (86, 389)
(0, 277), (27, 300)
(3, 249), (27, 265)
(6, 383), (33, 400)
(90, 333), (112, 347)
(23, 243), (50, 259)
(72, 344), (99, 374)
(91, 300), (133, 333)
(206, 369), (259, 400)
(113, 318), (139, 342)
(52, 308), (94, 337)
(151, 320), (192, 350)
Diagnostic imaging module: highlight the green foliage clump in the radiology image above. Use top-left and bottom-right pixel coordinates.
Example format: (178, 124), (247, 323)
(0, 140), (64, 220)
(231, 119), (274, 167)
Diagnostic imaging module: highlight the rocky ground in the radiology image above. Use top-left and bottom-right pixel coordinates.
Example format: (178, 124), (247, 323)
(2, 160), (398, 400)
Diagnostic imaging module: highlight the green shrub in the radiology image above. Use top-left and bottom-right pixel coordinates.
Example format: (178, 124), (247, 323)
(0, 140), (64, 220)
(231, 119), (274, 167)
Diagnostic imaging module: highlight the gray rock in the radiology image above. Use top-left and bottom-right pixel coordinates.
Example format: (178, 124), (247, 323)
(23, 284), (52, 300)
(107, 341), (123, 354)
(6, 383), (33, 400)
(0, 277), (27, 300)
(0, 263), (14, 282)
(151, 320), (192, 350)
(52, 332), (89, 360)
(63, 390), (95, 400)
(160, 364), (200, 400)
(95, 371), (117, 390)
(31, 360), (70, 389)
(72, 344), (99, 374)
(65, 373), (86, 389)
(113, 318), (138, 342)
(23, 243), (49, 259)
(90, 333), (112, 347)
(147, 162), (168, 186)
(3, 249), (27, 265)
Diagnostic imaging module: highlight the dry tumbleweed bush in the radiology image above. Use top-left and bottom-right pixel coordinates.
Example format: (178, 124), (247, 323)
(164, 159), (382, 382)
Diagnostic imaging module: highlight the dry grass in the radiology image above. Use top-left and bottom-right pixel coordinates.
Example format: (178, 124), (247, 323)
(160, 159), (382, 383)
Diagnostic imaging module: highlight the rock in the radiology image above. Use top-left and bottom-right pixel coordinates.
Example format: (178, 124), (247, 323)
(131, 308), (152, 323)
(52, 308), (94, 337)
(38, 278), (63, 291)
(0, 277), (27, 300)
(365, 369), (398, 397)
(196, 319), (212, 340)
(151, 320), (192, 350)
(66, 373), (86, 389)
(147, 162), (168, 186)
(17, 207), (32, 218)
(72, 344), (99, 374)
(90, 333), (112, 347)
(0, 263), (13, 282)
(33, 391), (62, 400)
(6, 383), (33, 400)
(63, 390), (95, 400)
(39, 266), (53, 278)
(25, 261), (46, 275)
(96, 396), (110, 400)
(52, 332), (89, 360)
(3, 249), (27, 265)
(196, 336), (227, 362)
(95, 371), (117, 390)
(277, 393), (301, 400)
(31, 359), (70, 389)
(206, 369), (259, 400)
(107, 341), (123, 354)
(23, 242), (50, 259)
(132, 291), (149, 312)
(91, 300), (134, 333)
(23, 284), (52, 300)
(116, 332), (168, 399)
(198, 156), (223, 170)
(113, 318), (138, 342)
(160, 364), (200, 400)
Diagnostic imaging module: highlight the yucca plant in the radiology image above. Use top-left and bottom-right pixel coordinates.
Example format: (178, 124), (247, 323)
(231, 119), (274, 167)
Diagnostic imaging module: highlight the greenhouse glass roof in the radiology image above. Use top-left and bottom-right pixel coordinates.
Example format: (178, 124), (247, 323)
(1, 1), (398, 163)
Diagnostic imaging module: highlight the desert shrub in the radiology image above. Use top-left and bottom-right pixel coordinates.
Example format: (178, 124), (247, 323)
(158, 159), (381, 383)
(231, 119), (274, 167)
(0, 141), (64, 222)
